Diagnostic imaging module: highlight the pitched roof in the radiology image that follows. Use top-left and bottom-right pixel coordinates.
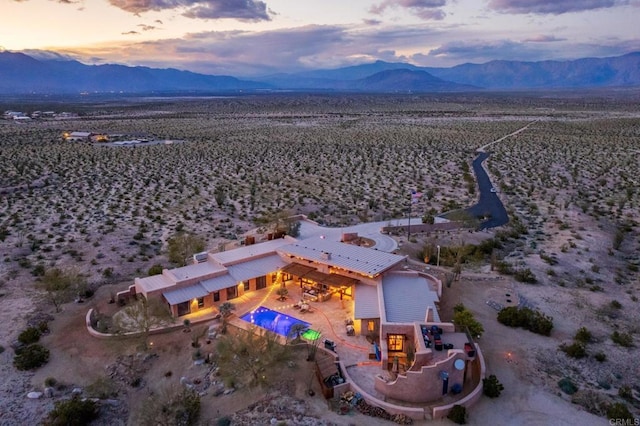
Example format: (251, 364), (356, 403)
(211, 237), (296, 266)
(278, 239), (406, 277)
(163, 283), (209, 305)
(226, 254), (287, 283)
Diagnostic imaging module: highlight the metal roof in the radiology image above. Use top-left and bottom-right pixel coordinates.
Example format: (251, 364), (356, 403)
(200, 274), (237, 293)
(211, 237), (296, 266)
(278, 239), (406, 277)
(354, 283), (380, 319)
(168, 261), (226, 283)
(227, 254), (287, 283)
(163, 283), (209, 305)
(136, 274), (174, 294)
(382, 272), (440, 323)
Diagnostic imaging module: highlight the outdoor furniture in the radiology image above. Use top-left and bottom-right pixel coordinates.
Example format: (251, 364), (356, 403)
(346, 324), (355, 336)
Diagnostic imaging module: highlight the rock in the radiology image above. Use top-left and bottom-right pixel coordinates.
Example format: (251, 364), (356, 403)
(72, 387), (83, 395)
(270, 418), (279, 424)
(103, 399), (120, 406)
(212, 387), (224, 397)
(223, 388), (235, 395)
(27, 392), (43, 399)
(44, 387), (54, 398)
(194, 359), (205, 366)
(180, 377), (191, 386)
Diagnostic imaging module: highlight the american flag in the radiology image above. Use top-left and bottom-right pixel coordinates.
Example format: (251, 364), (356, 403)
(411, 189), (423, 204)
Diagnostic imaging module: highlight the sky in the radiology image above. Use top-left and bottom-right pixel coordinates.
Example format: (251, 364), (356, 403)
(1, 0), (639, 76)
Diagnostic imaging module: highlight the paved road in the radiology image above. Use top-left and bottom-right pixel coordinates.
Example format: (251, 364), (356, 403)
(464, 151), (509, 230)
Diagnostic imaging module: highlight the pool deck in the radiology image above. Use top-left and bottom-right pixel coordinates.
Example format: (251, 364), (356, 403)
(225, 284), (387, 398)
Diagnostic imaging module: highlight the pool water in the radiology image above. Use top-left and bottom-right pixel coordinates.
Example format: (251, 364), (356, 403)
(240, 306), (311, 337)
(301, 329), (321, 341)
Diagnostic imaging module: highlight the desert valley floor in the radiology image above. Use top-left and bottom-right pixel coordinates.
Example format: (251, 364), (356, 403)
(0, 92), (639, 425)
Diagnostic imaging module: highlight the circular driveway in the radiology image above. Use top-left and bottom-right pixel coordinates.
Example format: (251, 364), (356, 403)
(297, 219), (401, 252)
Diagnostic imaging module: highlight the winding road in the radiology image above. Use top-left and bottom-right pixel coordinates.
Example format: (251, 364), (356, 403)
(296, 122), (534, 249)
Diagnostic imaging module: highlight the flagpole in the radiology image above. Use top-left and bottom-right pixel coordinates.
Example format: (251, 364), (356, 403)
(408, 191), (411, 242)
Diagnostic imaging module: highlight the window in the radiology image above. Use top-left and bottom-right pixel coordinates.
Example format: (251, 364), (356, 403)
(227, 286), (237, 300)
(213, 292), (220, 302)
(388, 334), (404, 352)
(197, 297), (204, 308)
(177, 301), (191, 317)
(367, 320), (376, 332)
(256, 276), (267, 290)
(243, 280), (250, 291)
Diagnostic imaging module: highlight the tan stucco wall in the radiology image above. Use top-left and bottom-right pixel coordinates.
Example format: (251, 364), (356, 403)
(374, 350), (467, 403)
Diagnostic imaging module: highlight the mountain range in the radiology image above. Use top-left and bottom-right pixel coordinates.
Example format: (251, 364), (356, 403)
(1, 50), (639, 94)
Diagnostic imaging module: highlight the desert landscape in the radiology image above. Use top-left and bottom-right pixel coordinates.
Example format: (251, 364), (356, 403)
(1, 92), (639, 425)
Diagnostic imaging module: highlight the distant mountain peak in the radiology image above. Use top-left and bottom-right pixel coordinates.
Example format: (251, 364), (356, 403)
(1, 50), (639, 94)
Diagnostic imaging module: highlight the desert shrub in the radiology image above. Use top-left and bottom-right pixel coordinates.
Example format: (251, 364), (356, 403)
(559, 342), (587, 359)
(43, 395), (99, 426)
(482, 375), (504, 398)
(594, 352), (607, 362)
(497, 306), (553, 336)
(175, 389), (201, 426)
(148, 264), (163, 276)
(86, 376), (119, 399)
(611, 331), (633, 347)
(102, 267), (114, 278)
(216, 417), (231, 426)
(571, 390), (608, 416)
(618, 385), (634, 401)
(44, 377), (57, 387)
(0, 345), (4, 354)
(452, 304), (484, 337)
(14, 344), (50, 370)
(574, 327), (592, 344)
(18, 327), (42, 345)
(447, 404), (467, 424)
(610, 300), (622, 309)
(514, 268), (537, 284)
(607, 402), (634, 422)
(558, 377), (578, 395)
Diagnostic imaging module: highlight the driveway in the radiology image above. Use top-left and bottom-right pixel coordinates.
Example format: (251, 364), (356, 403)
(297, 219), (402, 252)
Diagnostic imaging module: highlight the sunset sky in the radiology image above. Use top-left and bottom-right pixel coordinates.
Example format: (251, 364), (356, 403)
(2, 0), (638, 76)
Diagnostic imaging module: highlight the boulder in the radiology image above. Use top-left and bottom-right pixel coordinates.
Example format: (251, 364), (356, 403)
(44, 387), (54, 398)
(27, 392), (43, 399)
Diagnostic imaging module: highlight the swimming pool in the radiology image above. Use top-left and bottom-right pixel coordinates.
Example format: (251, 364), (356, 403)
(239, 306), (311, 337)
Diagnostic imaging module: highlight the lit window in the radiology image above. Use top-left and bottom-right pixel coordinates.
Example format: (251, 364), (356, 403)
(367, 321), (375, 332)
(197, 297), (204, 308)
(388, 334), (404, 352)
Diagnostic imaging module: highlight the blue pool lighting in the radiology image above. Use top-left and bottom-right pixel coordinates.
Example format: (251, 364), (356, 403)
(239, 306), (311, 337)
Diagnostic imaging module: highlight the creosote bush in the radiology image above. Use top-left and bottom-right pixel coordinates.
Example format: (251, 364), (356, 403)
(482, 375), (504, 398)
(611, 331), (633, 347)
(447, 404), (467, 424)
(18, 327), (42, 345)
(13, 343), (50, 370)
(497, 306), (553, 336)
(574, 327), (592, 344)
(558, 377), (578, 395)
(559, 342), (587, 359)
(43, 395), (99, 426)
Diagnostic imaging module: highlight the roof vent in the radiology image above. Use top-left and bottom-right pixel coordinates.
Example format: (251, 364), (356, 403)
(320, 251), (331, 260)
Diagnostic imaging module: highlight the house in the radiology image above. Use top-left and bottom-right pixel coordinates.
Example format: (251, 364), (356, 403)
(130, 234), (481, 412)
(63, 131), (92, 142)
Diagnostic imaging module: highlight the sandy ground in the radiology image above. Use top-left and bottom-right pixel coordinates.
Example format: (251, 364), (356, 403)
(1, 95), (639, 424)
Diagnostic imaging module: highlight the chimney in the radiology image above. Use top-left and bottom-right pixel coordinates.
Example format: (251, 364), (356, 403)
(320, 251), (331, 260)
